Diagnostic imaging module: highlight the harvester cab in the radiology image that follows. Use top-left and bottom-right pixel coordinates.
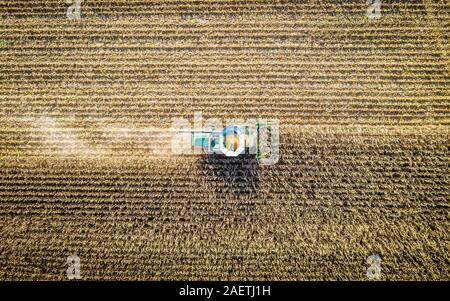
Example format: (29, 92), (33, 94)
(179, 121), (278, 162)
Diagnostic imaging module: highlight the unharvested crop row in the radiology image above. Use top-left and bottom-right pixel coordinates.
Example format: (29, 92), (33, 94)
(0, 1), (444, 17)
(1, 114), (446, 127)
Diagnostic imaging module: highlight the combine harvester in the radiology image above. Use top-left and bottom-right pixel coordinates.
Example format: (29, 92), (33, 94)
(180, 121), (279, 164)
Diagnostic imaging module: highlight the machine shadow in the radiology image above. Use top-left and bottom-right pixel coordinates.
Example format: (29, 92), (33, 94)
(199, 154), (260, 196)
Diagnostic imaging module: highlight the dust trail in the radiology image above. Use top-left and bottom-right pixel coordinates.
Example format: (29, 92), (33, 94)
(33, 116), (180, 160)
(36, 116), (102, 158)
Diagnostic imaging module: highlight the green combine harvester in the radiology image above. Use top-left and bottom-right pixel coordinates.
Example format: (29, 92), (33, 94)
(180, 121), (278, 163)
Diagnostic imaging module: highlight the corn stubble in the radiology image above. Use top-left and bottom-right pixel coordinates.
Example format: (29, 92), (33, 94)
(0, 1), (449, 280)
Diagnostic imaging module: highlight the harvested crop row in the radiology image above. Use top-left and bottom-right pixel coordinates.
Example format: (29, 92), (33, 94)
(1, 3), (448, 126)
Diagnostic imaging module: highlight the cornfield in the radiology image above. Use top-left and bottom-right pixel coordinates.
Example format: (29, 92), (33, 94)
(0, 0), (448, 280)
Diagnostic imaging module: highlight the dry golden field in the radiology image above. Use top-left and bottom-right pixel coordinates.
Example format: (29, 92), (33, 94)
(0, 0), (449, 280)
